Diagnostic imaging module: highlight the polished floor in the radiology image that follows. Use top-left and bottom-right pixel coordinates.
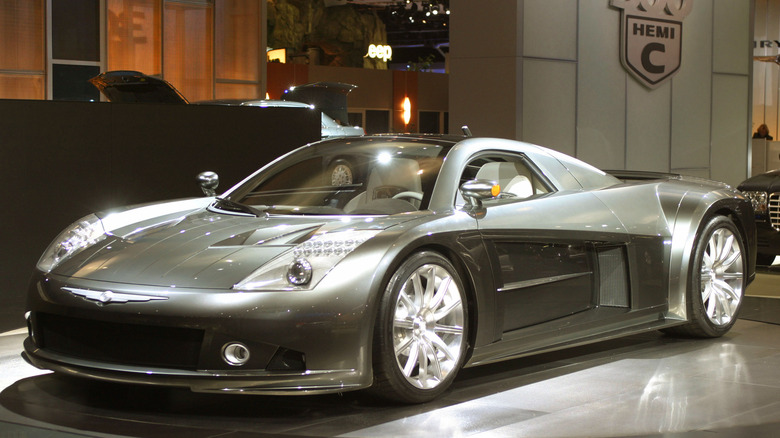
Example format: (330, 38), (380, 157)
(2, 273), (780, 437)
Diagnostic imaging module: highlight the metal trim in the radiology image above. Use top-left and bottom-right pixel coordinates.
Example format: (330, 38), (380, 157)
(497, 271), (592, 293)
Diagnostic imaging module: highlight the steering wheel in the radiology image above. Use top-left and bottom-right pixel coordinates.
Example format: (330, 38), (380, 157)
(392, 191), (423, 201)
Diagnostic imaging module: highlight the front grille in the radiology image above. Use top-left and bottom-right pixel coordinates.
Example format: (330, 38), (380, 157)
(770, 193), (780, 231)
(34, 312), (204, 370)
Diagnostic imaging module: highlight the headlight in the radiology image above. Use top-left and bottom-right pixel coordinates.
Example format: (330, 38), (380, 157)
(742, 191), (768, 215)
(37, 214), (107, 272)
(233, 229), (381, 291)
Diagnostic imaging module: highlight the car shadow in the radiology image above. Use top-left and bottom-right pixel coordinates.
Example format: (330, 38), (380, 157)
(0, 331), (710, 437)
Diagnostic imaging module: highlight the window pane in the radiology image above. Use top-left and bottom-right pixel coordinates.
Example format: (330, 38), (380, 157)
(52, 64), (101, 101)
(108, 0), (162, 75)
(52, 0), (99, 61)
(215, 0), (259, 82)
(0, 73), (44, 100)
(164, 2), (213, 102)
(215, 82), (258, 100)
(366, 110), (390, 134)
(0, 0), (45, 71)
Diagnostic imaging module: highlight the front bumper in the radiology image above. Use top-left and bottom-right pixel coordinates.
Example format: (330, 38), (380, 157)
(756, 220), (780, 256)
(23, 271), (376, 395)
(22, 338), (362, 394)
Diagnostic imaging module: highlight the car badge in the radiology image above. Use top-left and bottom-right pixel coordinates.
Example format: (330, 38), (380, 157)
(63, 287), (168, 305)
(610, 0), (693, 89)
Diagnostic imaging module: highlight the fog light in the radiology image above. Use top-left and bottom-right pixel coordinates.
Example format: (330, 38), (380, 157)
(287, 258), (312, 285)
(222, 342), (250, 366)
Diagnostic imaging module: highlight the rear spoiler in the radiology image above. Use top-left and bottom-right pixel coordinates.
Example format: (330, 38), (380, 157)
(605, 170), (681, 181)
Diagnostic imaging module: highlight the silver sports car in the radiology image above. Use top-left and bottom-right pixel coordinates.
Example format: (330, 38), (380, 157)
(22, 134), (756, 403)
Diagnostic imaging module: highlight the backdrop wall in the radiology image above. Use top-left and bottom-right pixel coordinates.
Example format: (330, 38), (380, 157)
(0, 100), (320, 332)
(449, 0), (753, 187)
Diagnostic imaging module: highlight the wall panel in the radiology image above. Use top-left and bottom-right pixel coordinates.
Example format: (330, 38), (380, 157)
(671, 0), (713, 173)
(523, 0), (577, 61)
(713, 0), (751, 75)
(522, 58), (576, 156)
(575, 1), (625, 170)
(626, 80), (671, 172)
(711, 74), (750, 185)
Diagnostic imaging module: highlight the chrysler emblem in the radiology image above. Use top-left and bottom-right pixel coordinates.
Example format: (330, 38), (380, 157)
(611, 0), (693, 88)
(63, 287), (169, 305)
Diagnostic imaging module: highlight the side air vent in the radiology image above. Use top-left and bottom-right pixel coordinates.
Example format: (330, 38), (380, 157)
(598, 247), (630, 308)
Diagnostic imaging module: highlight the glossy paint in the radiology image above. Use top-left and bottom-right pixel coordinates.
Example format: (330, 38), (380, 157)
(22, 136), (756, 395)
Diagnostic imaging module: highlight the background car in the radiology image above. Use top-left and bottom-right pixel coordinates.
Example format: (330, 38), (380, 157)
(236, 99), (363, 138)
(738, 170), (780, 265)
(22, 134), (755, 403)
(89, 71), (363, 138)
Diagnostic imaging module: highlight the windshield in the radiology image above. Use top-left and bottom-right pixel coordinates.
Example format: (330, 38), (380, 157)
(225, 137), (452, 216)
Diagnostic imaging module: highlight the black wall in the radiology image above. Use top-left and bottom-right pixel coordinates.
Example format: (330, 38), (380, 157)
(0, 100), (320, 332)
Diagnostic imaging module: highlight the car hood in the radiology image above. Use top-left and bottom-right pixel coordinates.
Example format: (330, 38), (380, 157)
(89, 70), (189, 104)
(53, 199), (414, 289)
(738, 169), (780, 193)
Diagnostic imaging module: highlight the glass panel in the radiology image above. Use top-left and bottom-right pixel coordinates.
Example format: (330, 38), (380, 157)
(164, 1), (213, 102)
(52, 64), (101, 101)
(215, 82), (258, 100)
(0, 73), (44, 100)
(52, 0), (99, 61)
(107, 0), (162, 75)
(365, 110), (390, 134)
(419, 111), (440, 134)
(0, 0), (45, 71)
(215, 0), (259, 82)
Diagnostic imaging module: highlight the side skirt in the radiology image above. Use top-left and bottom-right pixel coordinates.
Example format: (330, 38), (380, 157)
(466, 305), (675, 367)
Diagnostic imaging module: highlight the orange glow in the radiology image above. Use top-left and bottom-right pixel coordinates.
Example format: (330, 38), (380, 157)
(402, 96), (411, 125)
(267, 48), (286, 63)
(491, 185), (501, 197)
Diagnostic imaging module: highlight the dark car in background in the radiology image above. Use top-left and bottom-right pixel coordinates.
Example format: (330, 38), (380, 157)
(88, 71), (363, 138)
(738, 170), (780, 265)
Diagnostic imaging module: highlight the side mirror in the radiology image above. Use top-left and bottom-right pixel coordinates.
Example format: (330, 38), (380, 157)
(197, 171), (219, 197)
(459, 179), (500, 208)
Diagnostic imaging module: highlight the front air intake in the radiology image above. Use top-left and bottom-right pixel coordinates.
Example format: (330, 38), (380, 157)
(769, 193), (780, 231)
(266, 347), (306, 371)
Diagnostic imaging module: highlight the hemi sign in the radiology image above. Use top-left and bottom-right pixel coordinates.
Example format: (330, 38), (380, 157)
(611, 0), (693, 89)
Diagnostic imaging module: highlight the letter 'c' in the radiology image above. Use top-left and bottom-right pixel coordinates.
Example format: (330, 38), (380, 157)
(641, 42), (665, 74)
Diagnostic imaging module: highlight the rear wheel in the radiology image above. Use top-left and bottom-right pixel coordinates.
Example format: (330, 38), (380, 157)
(665, 216), (746, 338)
(370, 252), (468, 403)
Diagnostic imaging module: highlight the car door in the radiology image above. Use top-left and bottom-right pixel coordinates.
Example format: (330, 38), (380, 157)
(460, 153), (632, 334)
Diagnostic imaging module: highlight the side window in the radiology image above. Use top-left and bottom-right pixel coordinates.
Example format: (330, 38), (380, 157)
(457, 154), (552, 206)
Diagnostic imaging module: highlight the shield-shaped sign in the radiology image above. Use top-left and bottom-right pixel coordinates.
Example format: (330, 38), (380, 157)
(612, 0), (692, 89)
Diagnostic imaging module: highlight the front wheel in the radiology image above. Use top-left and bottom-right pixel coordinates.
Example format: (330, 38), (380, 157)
(370, 252), (468, 403)
(666, 216), (746, 338)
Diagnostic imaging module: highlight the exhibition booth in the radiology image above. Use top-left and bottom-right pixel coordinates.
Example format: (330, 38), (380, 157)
(1, 1), (780, 437)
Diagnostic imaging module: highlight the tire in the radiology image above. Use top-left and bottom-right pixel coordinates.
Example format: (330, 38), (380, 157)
(756, 253), (776, 266)
(328, 159), (353, 186)
(665, 216), (746, 338)
(370, 251), (468, 403)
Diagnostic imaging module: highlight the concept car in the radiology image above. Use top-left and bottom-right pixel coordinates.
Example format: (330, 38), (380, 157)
(23, 134), (755, 403)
